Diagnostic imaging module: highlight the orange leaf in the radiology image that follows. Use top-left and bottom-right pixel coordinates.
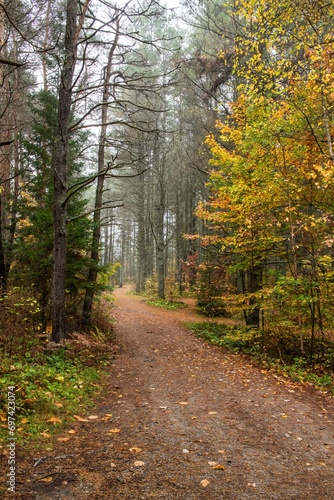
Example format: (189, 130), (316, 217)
(47, 417), (62, 424)
(40, 431), (51, 438)
(73, 415), (89, 422)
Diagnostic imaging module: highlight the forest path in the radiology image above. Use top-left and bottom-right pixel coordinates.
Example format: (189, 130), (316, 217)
(21, 286), (334, 498)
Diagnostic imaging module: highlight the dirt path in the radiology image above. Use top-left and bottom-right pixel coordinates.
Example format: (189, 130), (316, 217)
(8, 286), (334, 499)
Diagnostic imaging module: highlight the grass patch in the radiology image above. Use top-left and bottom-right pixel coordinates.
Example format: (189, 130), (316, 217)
(146, 298), (187, 310)
(185, 321), (334, 395)
(0, 348), (105, 446)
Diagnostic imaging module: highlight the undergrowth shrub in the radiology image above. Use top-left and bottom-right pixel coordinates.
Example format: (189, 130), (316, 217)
(143, 275), (158, 297)
(0, 287), (115, 446)
(196, 261), (230, 317)
(196, 296), (229, 317)
(0, 288), (42, 356)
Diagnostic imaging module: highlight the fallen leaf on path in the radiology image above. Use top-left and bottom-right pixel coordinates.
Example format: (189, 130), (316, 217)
(68, 429), (76, 434)
(213, 464), (225, 470)
(88, 415), (99, 420)
(208, 412), (217, 415)
(73, 415), (89, 422)
(129, 447), (142, 453)
(54, 402), (63, 408)
(108, 428), (121, 433)
(40, 431), (51, 438)
(47, 417), (62, 424)
(134, 461), (145, 467)
(201, 479), (210, 487)
(57, 437), (71, 442)
(179, 402), (188, 405)
(21, 418), (28, 424)
(40, 477), (53, 483)
(248, 482), (257, 488)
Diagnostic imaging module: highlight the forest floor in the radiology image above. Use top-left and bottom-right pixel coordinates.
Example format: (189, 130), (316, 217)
(2, 285), (334, 499)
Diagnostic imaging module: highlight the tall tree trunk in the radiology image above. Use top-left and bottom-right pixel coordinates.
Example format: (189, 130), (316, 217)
(0, 196), (7, 293)
(51, 0), (80, 342)
(136, 165), (147, 292)
(82, 19), (120, 328)
(155, 201), (165, 299)
(243, 267), (261, 328)
(0, 1), (15, 292)
(5, 37), (20, 277)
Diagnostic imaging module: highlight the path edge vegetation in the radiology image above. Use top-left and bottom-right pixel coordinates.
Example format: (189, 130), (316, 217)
(0, 294), (115, 450)
(184, 321), (334, 396)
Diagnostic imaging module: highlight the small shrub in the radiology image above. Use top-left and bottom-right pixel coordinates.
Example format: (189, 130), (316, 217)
(143, 275), (158, 298)
(196, 297), (229, 317)
(0, 288), (42, 356)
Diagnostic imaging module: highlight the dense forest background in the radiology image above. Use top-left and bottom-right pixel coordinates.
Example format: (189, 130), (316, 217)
(1, 0), (334, 369)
